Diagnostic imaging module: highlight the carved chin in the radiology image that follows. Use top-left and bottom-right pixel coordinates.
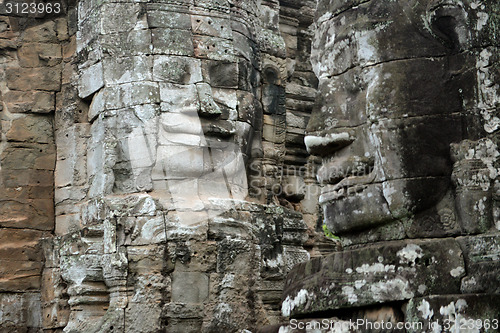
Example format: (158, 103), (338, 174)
(322, 183), (394, 234)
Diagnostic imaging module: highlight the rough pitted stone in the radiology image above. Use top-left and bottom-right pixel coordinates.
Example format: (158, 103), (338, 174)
(0, 228), (49, 289)
(0, 293), (42, 331)
(100, 30), (152, 57)
(458, 234), (500, 294)
(282, 239), (465, 317)
(6, 66), (62, 91)
(99, 3), (143, 35)
(153, 56), (201, 84)
(17, 42), (62, 67)
(3, 90), (55, 114)
(0, 198), (54, 230)
(21, 20), (59, 43)
(147, 8), (192, 30)
(5, 114), (53, 143)
(77, 61), (104, 98)
(171, 271), (210, 303)
(152, 28), (195, 56)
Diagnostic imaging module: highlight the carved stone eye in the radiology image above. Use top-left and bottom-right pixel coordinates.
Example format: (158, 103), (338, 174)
(155, 57), (192, 84)
(207, 61), (238, 88)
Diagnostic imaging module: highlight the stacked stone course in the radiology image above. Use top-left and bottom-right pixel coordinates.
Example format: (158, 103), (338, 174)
(0, 4), (74, 331)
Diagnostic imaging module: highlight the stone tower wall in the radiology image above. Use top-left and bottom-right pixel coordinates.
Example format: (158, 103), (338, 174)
(0, 3), (73, 331)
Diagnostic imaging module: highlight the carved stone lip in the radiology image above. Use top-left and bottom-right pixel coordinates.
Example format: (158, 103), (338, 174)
(164, 134), (236, 149)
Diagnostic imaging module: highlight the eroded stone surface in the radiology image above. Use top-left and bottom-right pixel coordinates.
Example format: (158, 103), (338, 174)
(0, 7), (68, 331)
(306, 0), (499, 245)
(280, 0), (500, 329)
(282, 239), (465, 316)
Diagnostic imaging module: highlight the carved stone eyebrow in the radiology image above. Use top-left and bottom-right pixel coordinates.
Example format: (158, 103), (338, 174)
(316, 0), (373, 21)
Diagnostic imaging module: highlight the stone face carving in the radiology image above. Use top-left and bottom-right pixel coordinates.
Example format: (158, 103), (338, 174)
(279, 0), (500, 329)
(305, 0), (499, 244)
(64, 1), (271, 331)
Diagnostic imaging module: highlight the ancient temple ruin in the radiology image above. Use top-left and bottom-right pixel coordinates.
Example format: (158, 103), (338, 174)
(279, 0), (500, 331)
(0, 0), (498, 332)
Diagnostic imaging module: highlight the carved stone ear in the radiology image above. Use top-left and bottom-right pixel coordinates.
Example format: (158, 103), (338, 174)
(428, 3), (469, 52)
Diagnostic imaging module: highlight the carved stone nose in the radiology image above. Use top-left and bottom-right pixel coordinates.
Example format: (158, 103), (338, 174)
(196, 82), (222, 117)
(304, 132), (354, 156)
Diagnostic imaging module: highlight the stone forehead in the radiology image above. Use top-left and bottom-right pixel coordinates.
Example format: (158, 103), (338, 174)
(315, 0), (401, 22)
(315, 0), (484, 19)
(141, 0), (260, 15)
(192, 0), (260, 12)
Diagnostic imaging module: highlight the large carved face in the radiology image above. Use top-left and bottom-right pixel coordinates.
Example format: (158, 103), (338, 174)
(306, 0), (498, 239)
(114, 1), (264, 220)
